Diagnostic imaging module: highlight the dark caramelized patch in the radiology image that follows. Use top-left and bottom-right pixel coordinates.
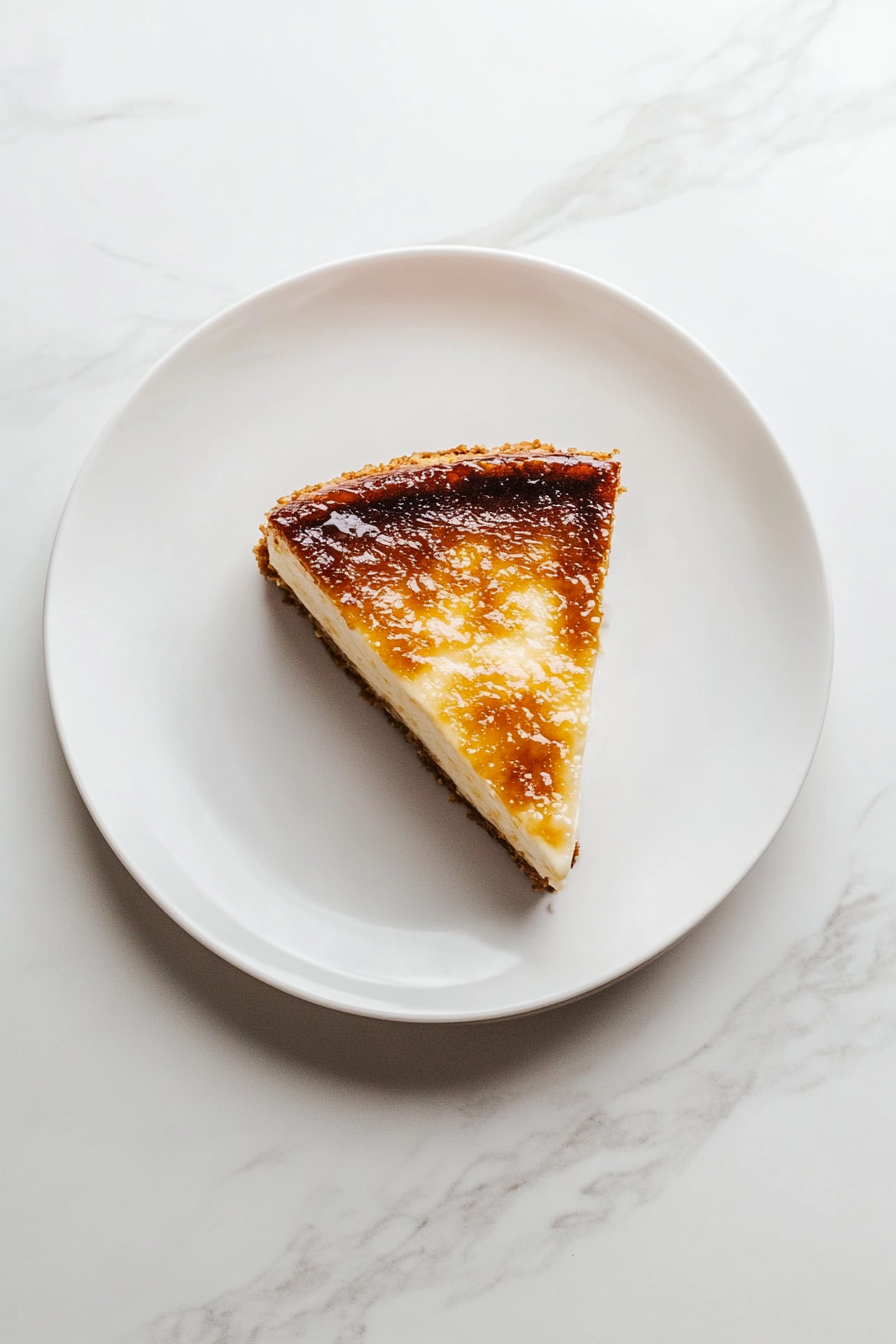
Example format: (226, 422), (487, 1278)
(268, 453), (619, 671)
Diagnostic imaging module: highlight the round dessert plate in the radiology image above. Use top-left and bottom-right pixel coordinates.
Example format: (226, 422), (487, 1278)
(45, 248), (832, 1022)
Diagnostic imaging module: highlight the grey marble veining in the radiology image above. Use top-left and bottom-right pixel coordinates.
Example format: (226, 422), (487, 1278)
(0, 247), (232, 426)
(0, 64), (185, 146)
(454, 0), (896, 248)
(0, 315), (197, 425)
(0, 70), (218, 426)
(129, 786), (896, 1342)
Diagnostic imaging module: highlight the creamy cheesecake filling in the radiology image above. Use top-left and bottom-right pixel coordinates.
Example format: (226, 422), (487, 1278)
(267, 530), (575, 886)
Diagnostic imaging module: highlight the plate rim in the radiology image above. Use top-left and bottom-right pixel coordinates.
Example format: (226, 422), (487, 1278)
(43, 244), (835, 1023)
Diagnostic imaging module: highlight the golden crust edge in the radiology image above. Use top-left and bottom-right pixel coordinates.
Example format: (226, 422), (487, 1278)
(263, 439), (621, 513)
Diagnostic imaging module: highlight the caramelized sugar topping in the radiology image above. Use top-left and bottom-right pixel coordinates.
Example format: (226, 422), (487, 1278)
(268, 451), (620, 844)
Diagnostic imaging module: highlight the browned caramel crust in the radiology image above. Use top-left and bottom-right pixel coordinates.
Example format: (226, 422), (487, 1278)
(263, 446), (620, 518)
(256, 440), (619, 581)
(266, 439), (617, 510)
(263, 443), (620, 671)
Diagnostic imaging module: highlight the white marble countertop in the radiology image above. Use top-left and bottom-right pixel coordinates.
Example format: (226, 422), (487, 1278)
(3, 1), (896, 1339)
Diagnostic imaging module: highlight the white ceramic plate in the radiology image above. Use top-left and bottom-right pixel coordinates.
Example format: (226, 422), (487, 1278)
(45, 248), (832, 1022)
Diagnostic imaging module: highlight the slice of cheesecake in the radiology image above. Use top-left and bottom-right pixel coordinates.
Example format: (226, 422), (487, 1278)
(255, 441), (621, 890)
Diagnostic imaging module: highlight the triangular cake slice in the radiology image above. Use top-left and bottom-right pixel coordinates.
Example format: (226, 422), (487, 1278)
(255, 441), (621, 890)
